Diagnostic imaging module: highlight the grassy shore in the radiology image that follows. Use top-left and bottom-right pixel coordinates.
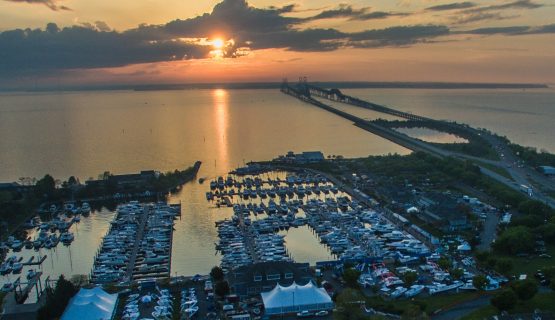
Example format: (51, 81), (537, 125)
(461, 292), (555, 320)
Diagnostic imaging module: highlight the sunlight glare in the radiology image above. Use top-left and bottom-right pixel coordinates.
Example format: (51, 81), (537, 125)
(212, 38), (224, 49)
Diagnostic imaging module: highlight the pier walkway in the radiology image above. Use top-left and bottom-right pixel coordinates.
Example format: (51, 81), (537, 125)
(125, 207), (149, 281)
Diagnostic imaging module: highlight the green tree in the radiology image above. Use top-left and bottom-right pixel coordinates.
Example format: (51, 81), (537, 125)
(450, 268), (464, 281)
(511, 280), (538, 301)
(487, 257), (498, 269)
(536, 223), (555, 243)
(343, 268), (361, 288)
(475, 251), (489, 264)
(210, 266), (224, 282)
(0, 191), (13, 203)
(334, 288), (366, 320)
(35, 174), (56, 198)
(67, 176), (78, 186)
(495, 258), (513, 275)
(493, 226), (535, 254)
(491, 289), (517, 311)
(518, 200), (554, 218)
(215, 280), (230, 297)
(403, 271), (418, 287)
(37, 275), (78, 320)
(401, 303), (429, 320)
(472, 275), (489, 291)
(437, 257), (452, 271)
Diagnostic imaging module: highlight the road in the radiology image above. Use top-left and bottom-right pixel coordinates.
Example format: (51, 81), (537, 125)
(431, 294), (492, 320)
(478, 211), (499, 252)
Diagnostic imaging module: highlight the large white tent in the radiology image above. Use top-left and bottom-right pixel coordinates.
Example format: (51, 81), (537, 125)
(61, 287), (118, 320)
(261, 281), (333, 316)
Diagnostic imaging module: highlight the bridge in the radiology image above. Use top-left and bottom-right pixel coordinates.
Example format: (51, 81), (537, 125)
(281, 80), (555, 208)
(280, 82), (451, 157)
(306, 84), (430, 122)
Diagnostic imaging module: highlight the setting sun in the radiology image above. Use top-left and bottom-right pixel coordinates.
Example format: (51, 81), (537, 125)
(212, 38), (224, 49)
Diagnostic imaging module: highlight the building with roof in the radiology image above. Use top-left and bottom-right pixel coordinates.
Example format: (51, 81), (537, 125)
(539, 166), (555, 176)
(227, 261), (312, 297)
(61, 287), (118, 320)
(418, 192), (471, 232)
(0, 182), (30, 193)
(274, 151), (325, 164)
(261, 281), (333, 317)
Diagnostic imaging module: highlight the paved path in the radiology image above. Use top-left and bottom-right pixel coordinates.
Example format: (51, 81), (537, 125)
(432, 295), (491, 320)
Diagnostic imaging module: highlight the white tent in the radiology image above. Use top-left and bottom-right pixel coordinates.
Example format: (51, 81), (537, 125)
(261, 281), (333, 315)
(61, 287), (118, 320)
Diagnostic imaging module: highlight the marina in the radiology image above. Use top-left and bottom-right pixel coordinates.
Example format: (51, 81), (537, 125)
(199, 168), (509, 303)
(90, 201), (179, 284)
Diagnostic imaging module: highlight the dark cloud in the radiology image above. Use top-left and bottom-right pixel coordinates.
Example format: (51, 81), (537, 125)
(348, 25), (450, 47)
(268, 4), (297, 14)
(459, 0), (543, 17)
(454, 12), (518, 24)
(308, 4), (369, 20)
(0, 24), (211, 75)
(3, 0), (70, 11)
(437, 0), (544, 25)
(483, 0), (543, 11)
(462, 23), (555, 35)
(354, 11), (411, 20)
(0, 0), (552, 76)
(425, 2), (477, 11)
(306, 4), (409, 21)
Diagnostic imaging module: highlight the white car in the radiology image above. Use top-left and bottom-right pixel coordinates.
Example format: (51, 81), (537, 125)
(297, 310), (313, 317)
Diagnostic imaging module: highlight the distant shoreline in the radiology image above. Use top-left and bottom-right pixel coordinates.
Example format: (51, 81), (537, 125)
(0, 81), (548, 93)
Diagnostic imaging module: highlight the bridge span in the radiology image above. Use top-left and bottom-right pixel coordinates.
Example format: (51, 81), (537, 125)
(281, 81), (555, 208)
(280, 84), (451, 157)
(306, 85), (430, 121)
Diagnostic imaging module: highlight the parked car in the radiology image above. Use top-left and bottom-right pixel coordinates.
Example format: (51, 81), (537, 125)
(297, 310), (313, 318)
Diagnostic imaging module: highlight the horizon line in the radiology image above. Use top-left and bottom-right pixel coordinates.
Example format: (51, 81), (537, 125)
(0, 80), (549, 93)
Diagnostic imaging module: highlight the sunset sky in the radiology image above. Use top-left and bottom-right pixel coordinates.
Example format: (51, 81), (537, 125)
(1, 0), (554, 88)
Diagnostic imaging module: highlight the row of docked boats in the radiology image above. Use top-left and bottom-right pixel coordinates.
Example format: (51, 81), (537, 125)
(3, 215), (77, 252)
(302, 196), (431, 262)
(91, 201), (178, 284)
(91, 201), (143, 283)
(133, 203), (179, 280)
(217, 220), (252, 272)
(38, 202), (91, 216)
(207, 184), (339, 201)
(209, 173), (329, 190)
(0, 255), (23, 275)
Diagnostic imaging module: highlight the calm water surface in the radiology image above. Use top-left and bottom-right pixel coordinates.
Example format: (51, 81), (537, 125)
(1, 87), (553, 281)
(0, 89), (408, 281)
(343, 88), (555, 152)
(395, 127), (469, 144)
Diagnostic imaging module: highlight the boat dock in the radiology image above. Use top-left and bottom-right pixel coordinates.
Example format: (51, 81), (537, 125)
(91, 202), (178, 284)
(22, 255), (47, 266)
(125, 206), (149, 281)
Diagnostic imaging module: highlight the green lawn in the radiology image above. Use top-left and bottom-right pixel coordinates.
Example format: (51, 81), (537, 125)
(460, 305), (497, 320)
(461, 292), (555, 320)
(474, 161), (513, 181)
(489, 244), (555, 276)
(366, 291), (484, 315)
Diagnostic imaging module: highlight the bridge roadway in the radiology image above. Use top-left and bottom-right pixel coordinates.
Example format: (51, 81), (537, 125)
(282, 85), (453, 157)
(281, 84), (555, 208)
(308, 85), (431, 121)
